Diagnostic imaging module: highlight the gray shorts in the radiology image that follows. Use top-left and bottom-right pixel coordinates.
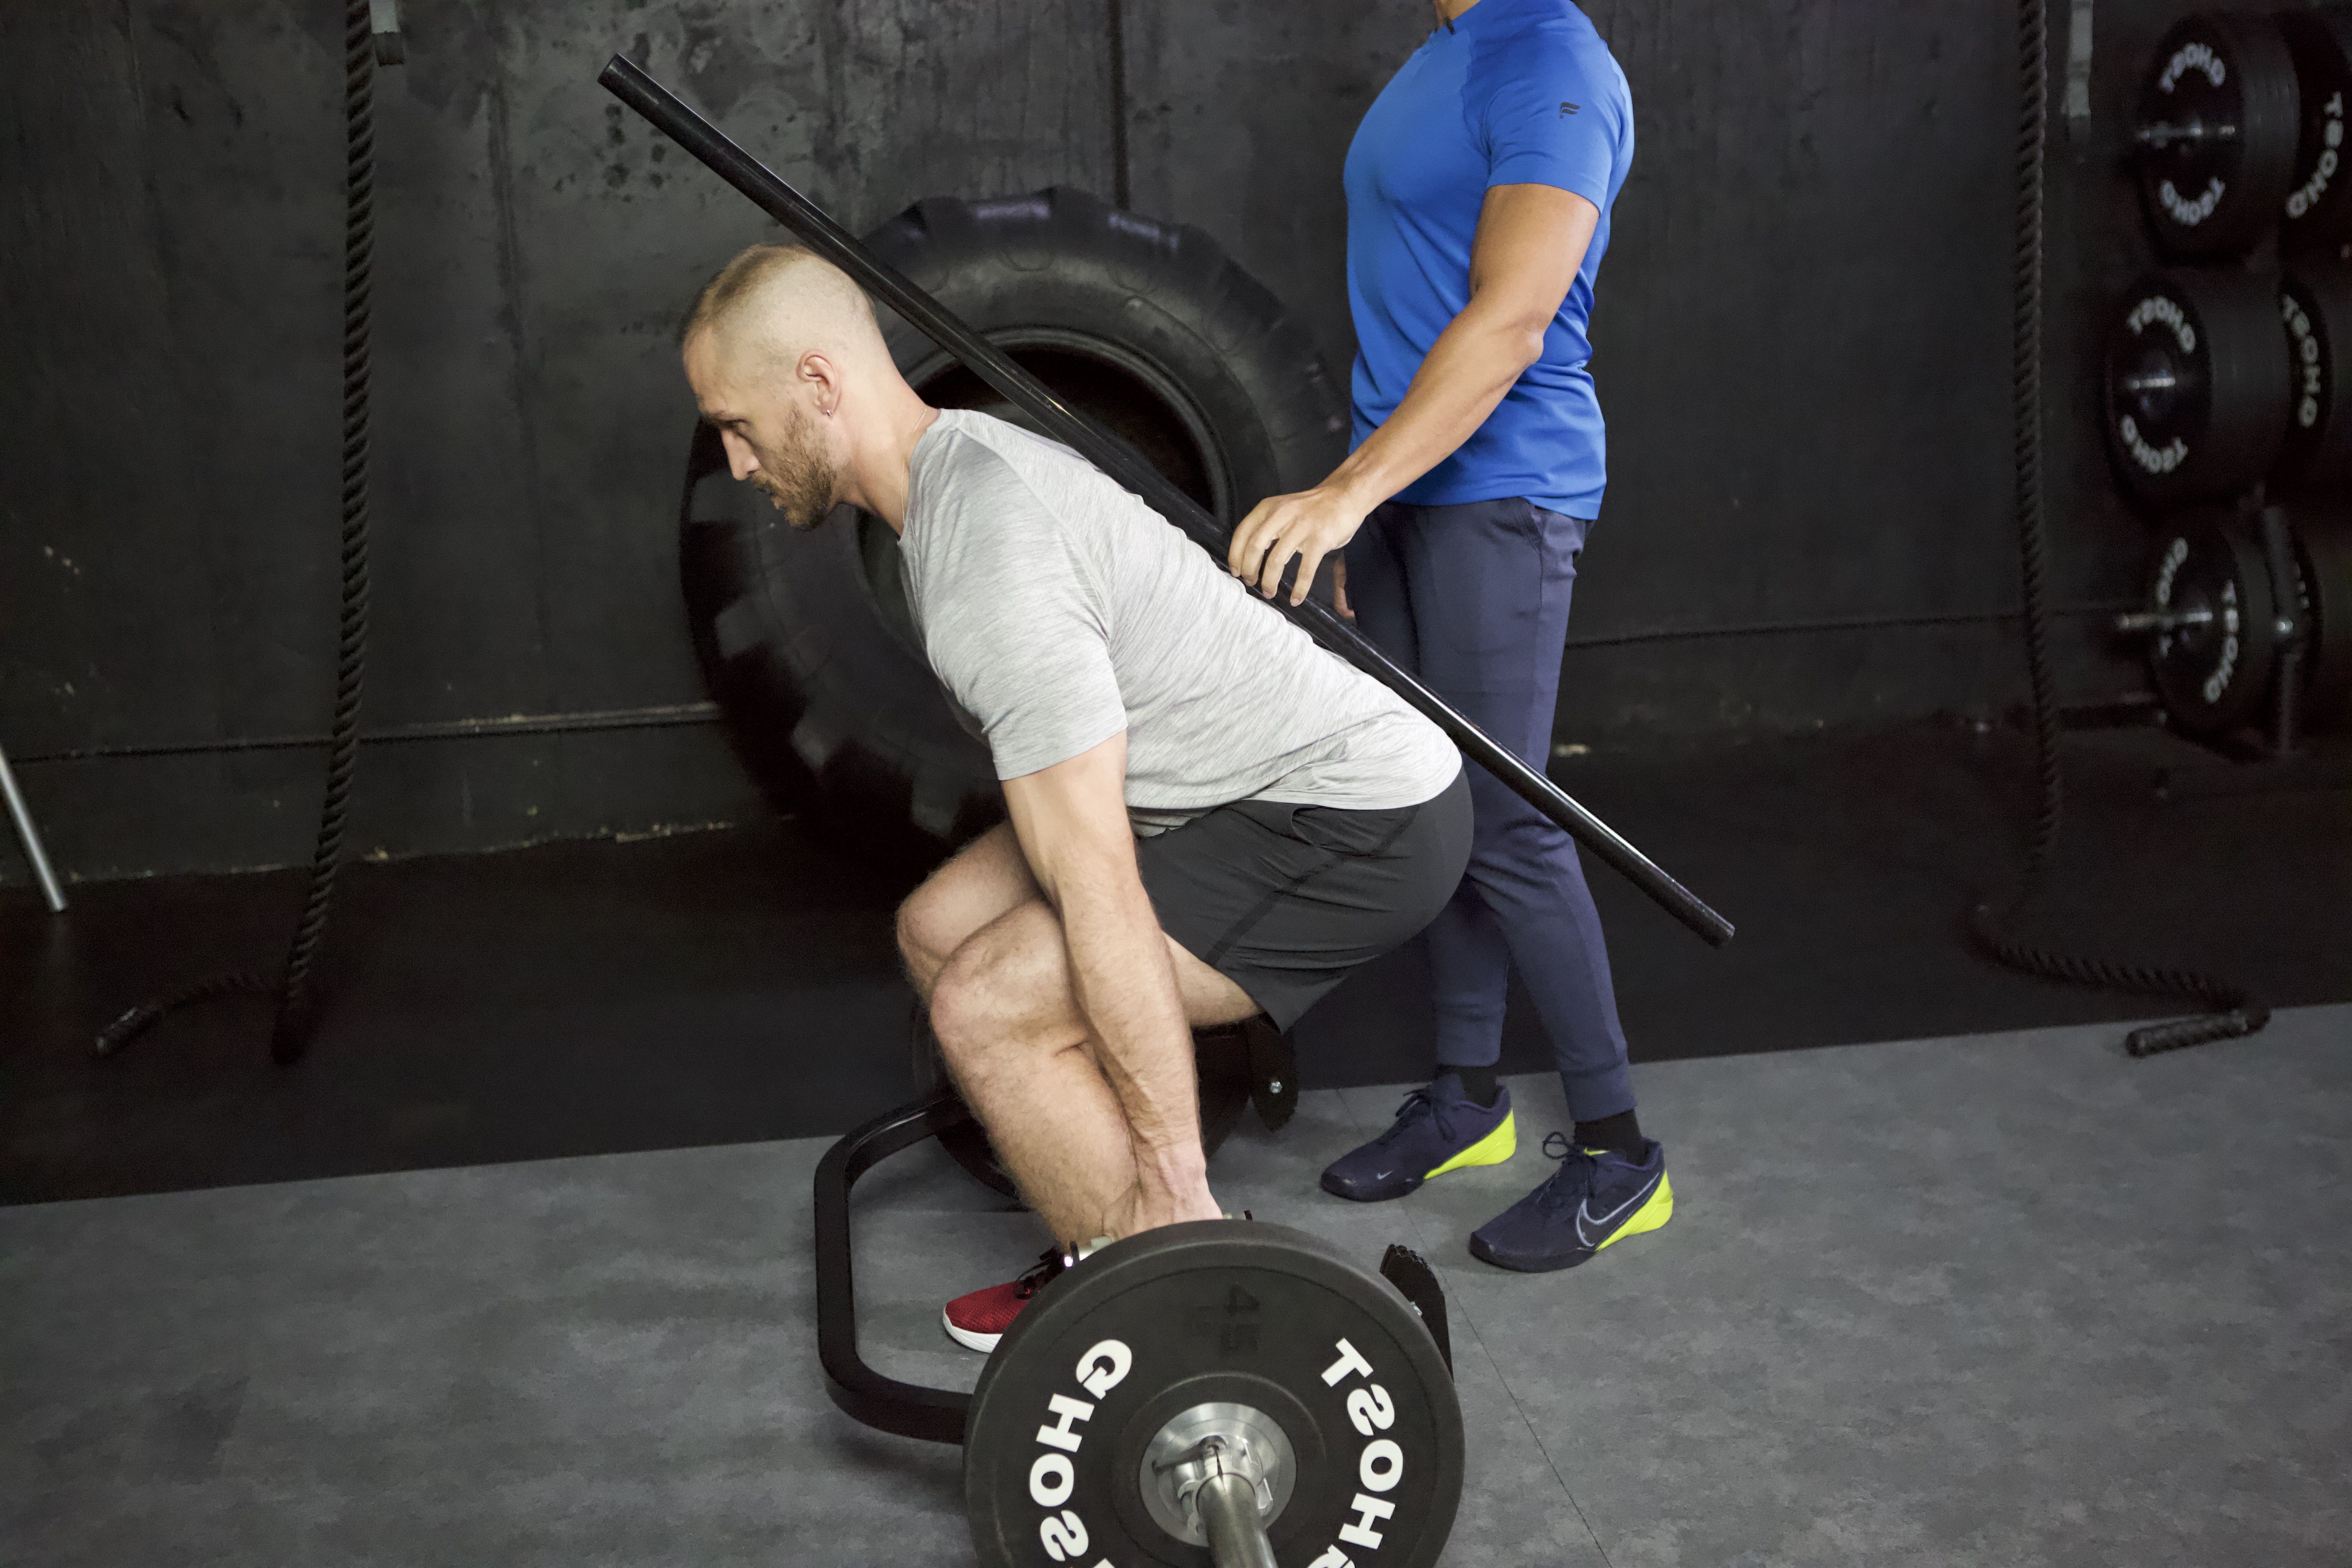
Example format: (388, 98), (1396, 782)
(1136, 767), (1472, 1031)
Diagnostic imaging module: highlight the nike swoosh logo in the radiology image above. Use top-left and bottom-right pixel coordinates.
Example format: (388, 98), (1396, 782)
(1577, 1171), (1660, 1247)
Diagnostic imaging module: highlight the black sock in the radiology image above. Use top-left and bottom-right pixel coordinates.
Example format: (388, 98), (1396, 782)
(1572, 1110), (1644, 1160)
(1446, 1065), (1500, 1107)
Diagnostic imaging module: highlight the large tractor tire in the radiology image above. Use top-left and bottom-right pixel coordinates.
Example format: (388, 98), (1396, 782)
(681, 187), (1346, 862)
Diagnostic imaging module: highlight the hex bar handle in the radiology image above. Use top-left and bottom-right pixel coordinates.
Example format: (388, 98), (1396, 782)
(599, 54), (1733, 949)
(813, 1089), (977, 1444)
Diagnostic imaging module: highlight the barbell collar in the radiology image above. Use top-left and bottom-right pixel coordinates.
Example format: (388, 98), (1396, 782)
(598, 54), (1736, 950)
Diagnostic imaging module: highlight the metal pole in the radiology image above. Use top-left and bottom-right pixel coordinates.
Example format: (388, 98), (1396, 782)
(598, 55), (1733, 949)
(1195, 1470), (1279, 1568)
(0, 741), (67, 912)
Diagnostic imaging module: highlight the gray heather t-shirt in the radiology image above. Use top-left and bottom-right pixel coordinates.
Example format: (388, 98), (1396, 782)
(898, 409), (1460, 832)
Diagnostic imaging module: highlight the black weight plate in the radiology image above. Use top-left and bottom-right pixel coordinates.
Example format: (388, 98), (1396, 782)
(1194, 1027), (1257, 1157)
(911, 1011), (1256, 1201)
(2278, 6), (2352, 245)
(2105, 270), (2290, 506)
(2295, 512), (2352, 731)
(965, 1220), (1463, 1568)
(2275, 262), (2352, 492)
(2146, 515), (2284, 738)
(2138, 13), (2301, 258)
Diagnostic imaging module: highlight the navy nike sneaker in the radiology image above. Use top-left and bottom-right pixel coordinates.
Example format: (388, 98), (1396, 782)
(1468, 1132), (1672, 1272)
(1320, 1073), (1517, 1202)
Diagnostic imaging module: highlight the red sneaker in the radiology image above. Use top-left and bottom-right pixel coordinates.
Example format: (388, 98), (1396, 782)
(942, 1246), (1071, 1352)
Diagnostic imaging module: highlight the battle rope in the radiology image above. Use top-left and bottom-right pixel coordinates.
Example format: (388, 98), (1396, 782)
(98, 0), (380, 1061)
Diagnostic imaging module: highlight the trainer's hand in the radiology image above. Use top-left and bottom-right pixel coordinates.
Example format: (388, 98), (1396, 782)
(1228, 485), (1369, 606)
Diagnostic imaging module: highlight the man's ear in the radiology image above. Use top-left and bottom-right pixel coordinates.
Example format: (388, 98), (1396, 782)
(799, 349), (844, 416)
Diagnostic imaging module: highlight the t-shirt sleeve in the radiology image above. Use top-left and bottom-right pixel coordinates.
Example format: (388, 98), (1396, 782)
(922, 459), (1128, 782)
(1479, 37), (1617, 208)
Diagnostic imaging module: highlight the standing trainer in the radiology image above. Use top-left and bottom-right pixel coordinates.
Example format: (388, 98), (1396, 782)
(1227, 0), (1668, 1273)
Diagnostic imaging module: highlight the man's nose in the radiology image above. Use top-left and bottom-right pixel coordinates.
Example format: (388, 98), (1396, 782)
(719, 430), (759, 481)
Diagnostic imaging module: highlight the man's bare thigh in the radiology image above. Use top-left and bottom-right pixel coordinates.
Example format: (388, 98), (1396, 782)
(911, 822), (1039, 956)
(921, 826), (1261, 1030)
(947, 899), (1261, 1041)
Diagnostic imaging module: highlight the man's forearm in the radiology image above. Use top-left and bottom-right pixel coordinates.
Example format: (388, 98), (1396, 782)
(1056, 878), (1205, 1187)
(1326, 302), (1545, 507)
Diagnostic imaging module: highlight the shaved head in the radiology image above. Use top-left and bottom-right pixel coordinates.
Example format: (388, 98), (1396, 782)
(678, 243), (885, 371)
(679, 243), (933, 534)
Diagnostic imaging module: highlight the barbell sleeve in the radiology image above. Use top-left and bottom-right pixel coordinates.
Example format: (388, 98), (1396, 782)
(2114, 606), (2215, 634)
(1194, 1470), (1279, 1568)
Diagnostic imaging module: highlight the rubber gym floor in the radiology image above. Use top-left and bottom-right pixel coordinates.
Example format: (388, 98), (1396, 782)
(4, 721), (2349, 1565)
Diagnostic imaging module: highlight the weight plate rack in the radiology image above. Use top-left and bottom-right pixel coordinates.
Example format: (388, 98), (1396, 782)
(2114, 8), (2352, 745)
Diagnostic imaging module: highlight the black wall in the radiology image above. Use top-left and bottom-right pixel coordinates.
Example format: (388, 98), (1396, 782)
(1, 2), (2191, 884)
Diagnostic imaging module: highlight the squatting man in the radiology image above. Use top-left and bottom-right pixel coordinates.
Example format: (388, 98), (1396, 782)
(682, 247), (1468, 1349)
(680, 0), (1669, 1349)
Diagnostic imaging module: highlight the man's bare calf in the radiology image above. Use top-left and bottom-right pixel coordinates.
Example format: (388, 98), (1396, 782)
(897, 823), (1258, 1246)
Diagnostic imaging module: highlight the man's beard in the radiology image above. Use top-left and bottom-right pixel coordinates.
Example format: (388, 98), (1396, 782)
(748, 405), (840, 530)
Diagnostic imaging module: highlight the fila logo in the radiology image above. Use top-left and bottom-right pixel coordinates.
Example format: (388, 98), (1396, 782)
(1559, 101), (1580, 116)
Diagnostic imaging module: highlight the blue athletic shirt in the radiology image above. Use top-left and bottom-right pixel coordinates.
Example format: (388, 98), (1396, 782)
(1343, 0), (1633, 518)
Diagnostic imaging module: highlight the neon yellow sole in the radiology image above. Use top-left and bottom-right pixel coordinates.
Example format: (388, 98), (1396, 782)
(1593, 1169), (1673, 1251)
(1423, 1111), (1518, 1180)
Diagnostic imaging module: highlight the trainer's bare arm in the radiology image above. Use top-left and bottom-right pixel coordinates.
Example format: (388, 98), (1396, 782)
(1227, 182), (1600, 605)
(1001, 732), (1223, 1232)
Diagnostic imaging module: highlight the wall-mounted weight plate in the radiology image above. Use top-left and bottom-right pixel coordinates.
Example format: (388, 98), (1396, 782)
(2278, 6), (2352, 246)
(965, 1220), (1464, 1568)
(2143, 515), (2284, 739)
(2136, 13), (2301, 258)
(2295, 512), (2352, 731)
(2105, 270), (2289, 506)
(2274, 261), (2352, 492)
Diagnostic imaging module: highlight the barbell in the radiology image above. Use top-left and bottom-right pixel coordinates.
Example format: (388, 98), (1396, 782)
(2133, 11), (2302, 258)
(2114, 503), (2352, 744)
(2101, 257), (2352, 508)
